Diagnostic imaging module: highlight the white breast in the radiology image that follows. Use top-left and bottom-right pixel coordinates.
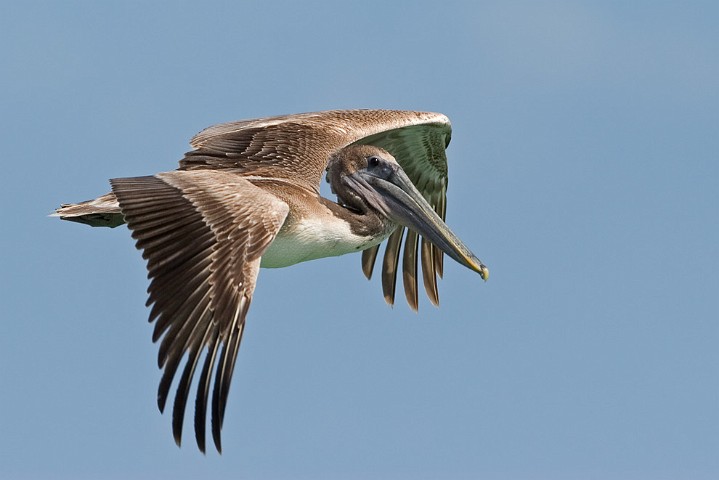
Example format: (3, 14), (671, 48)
(260, 215), (389, 268)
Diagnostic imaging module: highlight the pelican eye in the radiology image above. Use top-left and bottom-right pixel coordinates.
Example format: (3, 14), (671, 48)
(368, 156), (380, 168)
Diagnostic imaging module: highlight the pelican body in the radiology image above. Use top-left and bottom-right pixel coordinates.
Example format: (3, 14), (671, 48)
(54, 109), (488, 453)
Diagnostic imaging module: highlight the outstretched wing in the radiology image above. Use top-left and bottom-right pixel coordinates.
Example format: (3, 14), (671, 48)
(181, 109), (452, 309)
(352, 122), (450, 310)
(111, 171), (289, 453)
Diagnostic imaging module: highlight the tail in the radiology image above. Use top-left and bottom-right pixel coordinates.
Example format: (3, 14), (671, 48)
(52, 192), (125, 228)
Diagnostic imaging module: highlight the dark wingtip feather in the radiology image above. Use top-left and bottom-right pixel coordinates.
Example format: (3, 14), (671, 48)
(402, 230), (419, 311)
(361, 245), (380, 280)
(211, 341), (227, 454)
(172, 388), (186, 448)
(171, 333), (207, 453)
(421, 238), (440, 307)
(435, 195), (446, 279)
(157, 361), (177, 413)
(435, 247), (444, 279)
(195, 334), (219, 454)
(211, 303), (248, 454)
(381, 228), (404, 306)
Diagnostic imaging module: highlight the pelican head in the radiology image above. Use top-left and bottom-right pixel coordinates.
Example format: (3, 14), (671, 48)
(327, 145), (488, 280)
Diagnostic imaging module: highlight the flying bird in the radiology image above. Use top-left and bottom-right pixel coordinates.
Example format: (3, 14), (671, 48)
(54, 109), (489, 453)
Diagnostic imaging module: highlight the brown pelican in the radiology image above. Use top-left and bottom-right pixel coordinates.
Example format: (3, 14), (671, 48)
(54, 109), (488, 453)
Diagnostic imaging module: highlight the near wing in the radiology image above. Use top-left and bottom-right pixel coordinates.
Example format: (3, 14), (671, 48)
(180, 109), (452, 310)
(111, 171), (289, 453)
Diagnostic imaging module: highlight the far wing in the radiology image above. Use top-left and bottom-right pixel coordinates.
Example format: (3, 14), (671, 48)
(111, 171), (289, 453)
(352, 122), (451, 310)
(180, 109), (453, 310)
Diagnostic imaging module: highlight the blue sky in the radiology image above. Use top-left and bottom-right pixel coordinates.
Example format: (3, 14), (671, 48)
(2, 1), (717, 479)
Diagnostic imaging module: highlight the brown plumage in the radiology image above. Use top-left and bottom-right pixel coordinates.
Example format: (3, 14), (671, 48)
(54, 109), (488, 453)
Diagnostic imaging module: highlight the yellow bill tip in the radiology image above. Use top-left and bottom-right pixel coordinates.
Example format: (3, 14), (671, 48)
(465, 254), (489, 281)
(480, 265), (489, 281)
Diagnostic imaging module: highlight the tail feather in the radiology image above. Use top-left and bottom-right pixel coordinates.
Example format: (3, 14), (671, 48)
(53, 192), (125, 228)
